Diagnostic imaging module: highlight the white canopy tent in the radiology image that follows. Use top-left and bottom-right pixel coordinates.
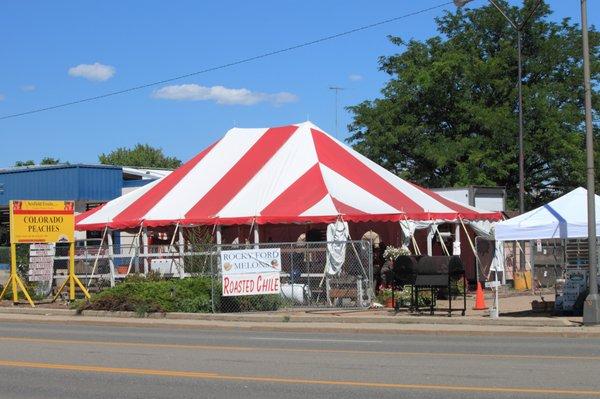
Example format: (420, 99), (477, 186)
(495, 187), (600, 241)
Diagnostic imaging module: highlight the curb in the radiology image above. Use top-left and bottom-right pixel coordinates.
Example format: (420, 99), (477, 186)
(0, 306), (575, 328)
(0, 311), (597, 339)
(0, 314), (597, 338)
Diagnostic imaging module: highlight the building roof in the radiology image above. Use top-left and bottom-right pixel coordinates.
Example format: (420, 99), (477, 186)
(0, 163), (121, 175)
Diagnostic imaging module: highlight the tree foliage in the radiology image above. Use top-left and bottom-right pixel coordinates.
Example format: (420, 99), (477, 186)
(14, 160), (35, 167)
(99, 143), (182, 169)
(14, 157), (61, 167)
(40, 157), (61, 165)
(347, 0), (599, 209)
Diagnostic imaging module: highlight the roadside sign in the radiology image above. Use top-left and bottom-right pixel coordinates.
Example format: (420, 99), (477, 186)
(1, 199), (89, 306)
(220, 248), (281, 296)
(485, 280), (501, 289)
(9, 200), (75, 244)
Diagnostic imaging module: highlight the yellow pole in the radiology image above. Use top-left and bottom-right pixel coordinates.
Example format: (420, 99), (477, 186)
(10, 243), (18, 303)
(52, 241), (90, 301)
(2, 243), (35, 307)
(69, 242), (75, 300)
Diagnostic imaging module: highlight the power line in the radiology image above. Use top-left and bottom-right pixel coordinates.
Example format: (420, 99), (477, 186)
(0, 2), (452, 121)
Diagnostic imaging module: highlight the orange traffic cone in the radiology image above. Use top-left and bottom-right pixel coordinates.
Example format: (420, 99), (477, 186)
(473, 281), (488, 310)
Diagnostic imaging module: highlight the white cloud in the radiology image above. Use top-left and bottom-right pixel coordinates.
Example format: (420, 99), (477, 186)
(68, 62), (115, 81)
(21, 84), (36, 92)
(349, 74), (363, 81)
(152, 84), (298, 106)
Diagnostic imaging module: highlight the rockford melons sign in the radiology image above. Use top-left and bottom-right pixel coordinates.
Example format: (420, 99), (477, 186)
(220, 248), (281, 296)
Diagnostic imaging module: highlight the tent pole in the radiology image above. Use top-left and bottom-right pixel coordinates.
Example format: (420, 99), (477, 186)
(87, 226), (108, 287)
(106, 230), (116, 287)
(142, 227), (149, 275)
(459, 218), (483, 282)
(168, 224), (179, 276)
(126, 225), (143, 275)
(178, 225), (185, 278)
(436, 226), (450, 256)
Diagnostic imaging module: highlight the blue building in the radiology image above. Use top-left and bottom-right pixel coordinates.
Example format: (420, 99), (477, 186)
(0, 164), (168, 245)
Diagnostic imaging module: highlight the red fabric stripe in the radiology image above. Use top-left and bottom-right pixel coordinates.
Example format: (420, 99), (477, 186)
(185, 125), (298, 219)
(331, 197), (366, 216)
(112, 140), (219, 224)
(311, 129), (424, 213)
(261, 164), (328, 217)
(75, 203), (105, 225)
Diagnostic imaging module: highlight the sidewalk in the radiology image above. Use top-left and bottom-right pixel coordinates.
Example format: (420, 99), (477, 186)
(0, 298), (597, 338)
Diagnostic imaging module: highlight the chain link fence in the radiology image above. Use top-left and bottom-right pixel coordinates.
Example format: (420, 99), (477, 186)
(1, 240), (373, 311)
(214, 241), (373, 312)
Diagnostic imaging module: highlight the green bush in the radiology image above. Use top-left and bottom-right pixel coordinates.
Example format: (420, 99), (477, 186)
(74, 276), (214, 314)
(73, 276), (283, 314)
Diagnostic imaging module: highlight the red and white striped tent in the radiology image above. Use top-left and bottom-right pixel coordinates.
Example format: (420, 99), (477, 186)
(76, 122), (501, 231)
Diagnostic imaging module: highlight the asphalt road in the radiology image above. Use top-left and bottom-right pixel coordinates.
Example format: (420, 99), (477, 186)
(0, 320), (599, 398)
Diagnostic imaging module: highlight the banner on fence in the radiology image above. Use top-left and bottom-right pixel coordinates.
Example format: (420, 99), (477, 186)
(220, 248), (281, 296)
(9, 200), (75, 244)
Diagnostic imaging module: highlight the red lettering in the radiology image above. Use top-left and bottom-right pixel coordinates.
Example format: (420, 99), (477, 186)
(223, 276), (231, 293)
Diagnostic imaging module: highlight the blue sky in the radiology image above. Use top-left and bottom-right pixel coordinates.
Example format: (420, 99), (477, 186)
(0, 1), (598, 167)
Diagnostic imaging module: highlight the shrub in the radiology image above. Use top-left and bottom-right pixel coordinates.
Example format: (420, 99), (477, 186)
(74, 277), (214, 314)
(73, 276), (283, 314)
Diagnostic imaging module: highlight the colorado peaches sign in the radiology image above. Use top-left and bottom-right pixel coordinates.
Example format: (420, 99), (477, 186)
(220, 248), (281, 296)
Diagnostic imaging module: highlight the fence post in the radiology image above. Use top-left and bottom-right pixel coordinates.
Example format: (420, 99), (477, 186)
(213, 227), (222, 313)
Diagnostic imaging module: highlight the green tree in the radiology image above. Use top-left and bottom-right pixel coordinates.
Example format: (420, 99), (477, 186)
(40, 157), (60, 165)
(99, 144), (182, 169)
(14, 160), (35, 167)
(14, 158), (61, 167)
(347, 0), (599, 209)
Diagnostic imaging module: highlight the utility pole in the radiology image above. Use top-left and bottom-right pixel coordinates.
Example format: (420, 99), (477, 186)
(454, 0), (541, 214)
(454, 0), (542, 273)
(329, 86), (345, 139)
(581, 0), (600, 325)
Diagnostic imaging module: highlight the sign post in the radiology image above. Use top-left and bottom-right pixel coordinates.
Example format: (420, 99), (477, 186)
(0, 200), (90, 307)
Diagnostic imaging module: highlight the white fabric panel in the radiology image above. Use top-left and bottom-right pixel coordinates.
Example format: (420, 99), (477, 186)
(79, 178), (162, 225)
(300, 195), (337, 216)
(143, 127), (267, 220)
(218, 125), (318, 217)
(469, 220), (495, 239)
(325, 220), (350, 276)
(319, 164), (400, 214)
(491, 240), (505, 272)
(495, 187), (600, 240)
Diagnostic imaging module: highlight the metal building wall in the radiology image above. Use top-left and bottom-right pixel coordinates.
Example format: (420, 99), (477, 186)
(0, 165), (122, 206)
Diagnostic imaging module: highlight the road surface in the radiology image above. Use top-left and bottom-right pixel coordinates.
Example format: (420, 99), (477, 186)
(0, 320), (598, 398)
